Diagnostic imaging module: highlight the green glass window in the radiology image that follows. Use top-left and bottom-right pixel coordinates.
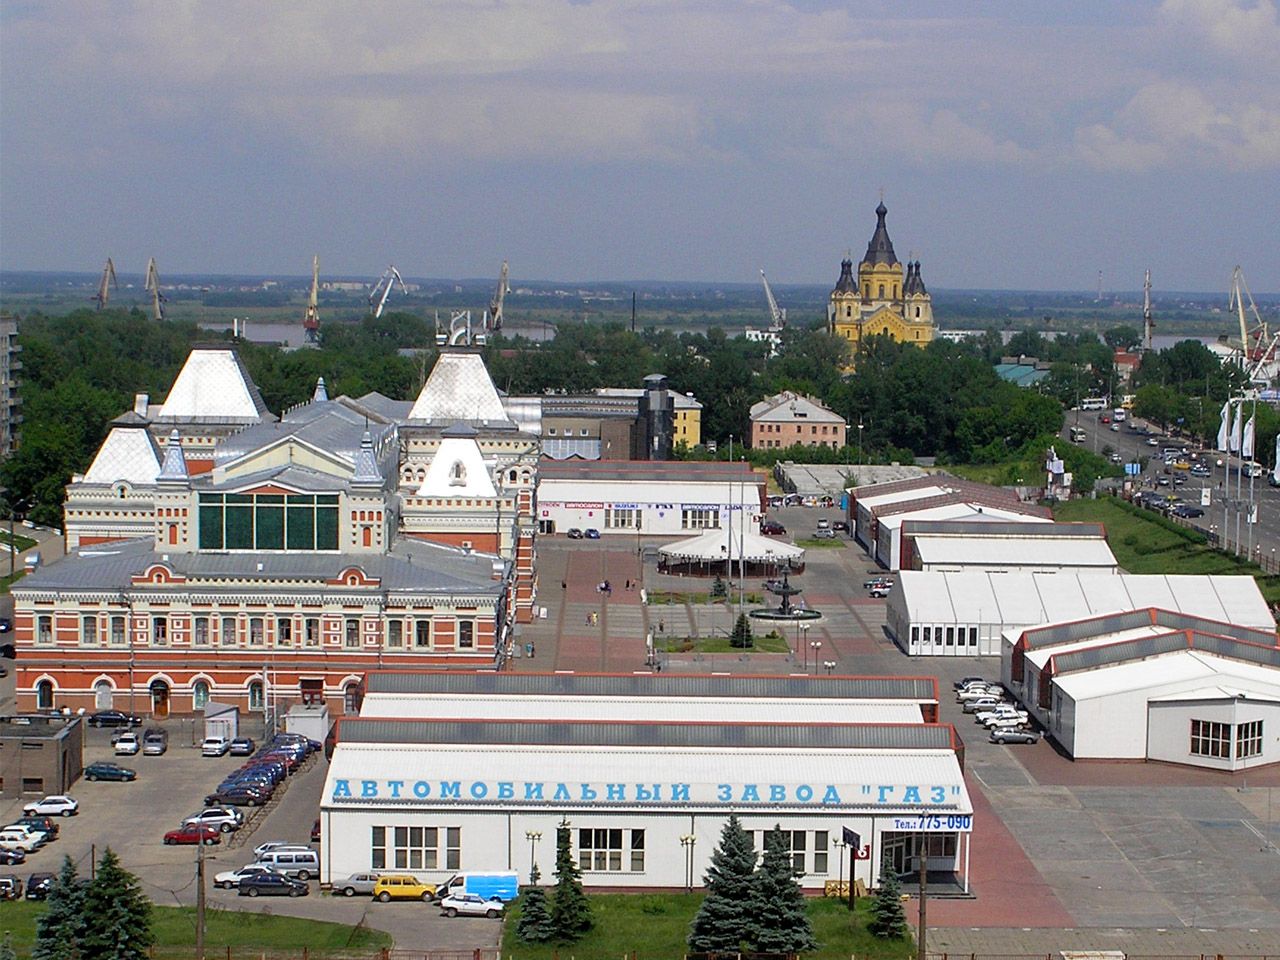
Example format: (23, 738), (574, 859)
(316, 505), (339, 550)
(286, 506), (314, 549)
(198, 505), (223, 549)
(225, 505), (253, 549)
(256, 505), (284, 550)
(198, 492), (345, 552)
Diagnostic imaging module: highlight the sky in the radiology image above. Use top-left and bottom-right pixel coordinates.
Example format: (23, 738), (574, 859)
(1, 1), (1277, 293)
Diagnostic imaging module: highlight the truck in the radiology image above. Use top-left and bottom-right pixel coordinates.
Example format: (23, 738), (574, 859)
(434, 871), (519, 903)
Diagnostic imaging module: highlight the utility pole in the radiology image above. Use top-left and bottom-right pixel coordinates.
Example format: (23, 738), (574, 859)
(196, 839), (207, 960)
(917, 854), (928, 960)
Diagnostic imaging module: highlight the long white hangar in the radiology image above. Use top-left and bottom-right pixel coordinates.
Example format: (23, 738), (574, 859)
(321, 672), (972, 894)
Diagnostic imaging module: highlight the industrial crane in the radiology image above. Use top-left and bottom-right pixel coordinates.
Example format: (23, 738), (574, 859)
(1231, 265), (1277, 384)
(1142, 269), (1153, 353)
(368, 265), (407, 319)
(760, 269), (786, 329)
(303, 255), (320, 343)
(92, 258), (118, 310)
(145, 257), (167, 322)
(486, 261), (510, 332)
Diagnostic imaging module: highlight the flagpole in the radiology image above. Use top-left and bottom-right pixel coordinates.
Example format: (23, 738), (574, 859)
(1248, 396), (1257, 562)
(1219, 400), (1231, 551)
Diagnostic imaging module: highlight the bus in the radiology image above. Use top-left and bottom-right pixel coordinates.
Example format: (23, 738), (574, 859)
(1080, 397), (1108, 411)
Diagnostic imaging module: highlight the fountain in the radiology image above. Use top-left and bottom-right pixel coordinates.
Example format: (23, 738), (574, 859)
(749, 569), (821, 622)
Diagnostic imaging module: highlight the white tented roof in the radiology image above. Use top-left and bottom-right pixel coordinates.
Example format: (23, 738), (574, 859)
(359, 694), (924, 725)
(912, 535), (1117, 570)
(858, 485), (950, 511)
(877, 503), (1046, 532)
(409, 351), (510, 424)
(82, 425), (162, 485)
(1055, 650), (1280, 702)
(417, 434), (496, 497)
(156, 347), (269, 421)
(659, 526), (805, 564)
(896, 572), (1274, 630)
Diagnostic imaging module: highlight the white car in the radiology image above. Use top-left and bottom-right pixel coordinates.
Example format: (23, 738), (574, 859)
(202, 736), (231, 757)
(253, 840), (312, 859)
(961, 697), (1003, 714)
(987, 716), (1031, 730)
(976, 706), (1028, 725)
(114, 732), (140, 756)
(183, 807), (244, 833)
(214, 864), (281, 889)
(0, 827), (43, 851)
(439, 893), (505, 918)
(957, 686), (1001, 702)
(23, 795), (78, 818)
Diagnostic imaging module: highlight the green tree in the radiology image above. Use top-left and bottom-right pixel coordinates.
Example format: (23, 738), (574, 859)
(33, 855), (86, 960)
(710, 574), (727, 599)
(515, 865), (555, 944)
(81, 848), (154, 960)
(748, 826), (817, 953)
(688, 815), (757, 952)
(729, 611), (754, 649)
(549, 825), (592, 942)
(868, 867), (910, 940)
(1103, 325), (1142, 350)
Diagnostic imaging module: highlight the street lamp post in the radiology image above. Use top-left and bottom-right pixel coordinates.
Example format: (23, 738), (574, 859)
(524, 830), (542, 883)
(810, 640), (822, 675)
(831, 835), (848, 902)
(823, 660), (836, 675)
(679, 834), (697, 894)
(857, 422), (864, 468)
(800, 623), (810, 669)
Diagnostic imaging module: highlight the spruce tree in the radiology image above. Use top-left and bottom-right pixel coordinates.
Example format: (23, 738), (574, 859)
(729, 611), (754, 648)
(81, 848), (154, 960)
(687, 814), (757, 952)
(33, 855), (86, 960)
(748, 826), (816, 953)
(710, 574), (727, 599)
(515, 865), (555, 944)
(549, 825), (592, 942)
(868, 867), (910, 940)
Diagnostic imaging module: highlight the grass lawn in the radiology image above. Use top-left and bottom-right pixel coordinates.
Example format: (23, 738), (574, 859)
(1054, 496), (1280, 605)
(0, 902), (392, 957)
(660, 633), (792, 654)
(0, 529), (38, 551)
(794, 538), (846, 549)
(0, 568), (26, 593)
(647, 590), (764, 605)
(500, 892), (914, 960)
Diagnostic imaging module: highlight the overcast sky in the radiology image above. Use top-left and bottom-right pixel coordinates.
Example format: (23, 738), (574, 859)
(1, 1), (1277, 293)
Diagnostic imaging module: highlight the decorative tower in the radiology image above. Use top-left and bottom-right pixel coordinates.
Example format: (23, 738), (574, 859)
(902, 260), (933, 328)
(154, 429), (194, 551)
(858, 201), (903, 310)
(828, 257), (860, 336)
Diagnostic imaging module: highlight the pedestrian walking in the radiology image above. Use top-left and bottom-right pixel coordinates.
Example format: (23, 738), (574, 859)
(561, 580), (567, 590)
(658, 618), (665, 634)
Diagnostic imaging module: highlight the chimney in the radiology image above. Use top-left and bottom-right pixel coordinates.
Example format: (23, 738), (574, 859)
(134, 393), (149, 416)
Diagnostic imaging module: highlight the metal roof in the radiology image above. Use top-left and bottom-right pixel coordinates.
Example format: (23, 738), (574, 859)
(409, 350), (511, 425)
(539, 461), (759, 483)
(155, 346), (271, 422)
(81, 424), (162, 486)
(362, 671), (938, 701)
(901, 520), (1106, 540)
(334, 717), (956, 750)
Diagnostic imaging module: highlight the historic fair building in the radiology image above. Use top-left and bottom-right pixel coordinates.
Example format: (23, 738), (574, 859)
(13, 344), (539, 718)
(321, 672), (974, 894)
(829, 202), (934, 364)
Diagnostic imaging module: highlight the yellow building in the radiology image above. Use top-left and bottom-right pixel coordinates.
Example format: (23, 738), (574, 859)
(829, 202), (934, 364)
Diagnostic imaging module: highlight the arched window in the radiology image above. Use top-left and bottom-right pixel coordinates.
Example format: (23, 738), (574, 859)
(878, 283), (885, 299)
(192, 680), (211, 710)
(343, 683), (361, 715)
(845, 305), (851, 318)
(248, 681), (264, 710)
(894, 284), (899, 299)
(449, 461), (467, 486)
(36, 679), (54, 710)
(94, 679), (113, 710)
(508, 469), (518, 483)
(150, 679), (171, 718)
(915, 306), (921, 318)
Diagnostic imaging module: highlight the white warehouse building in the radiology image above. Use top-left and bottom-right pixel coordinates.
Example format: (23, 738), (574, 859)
(885, 571), (1273, 657)
(320, 673), (975, 893)
(1001, 609), (1280, 769)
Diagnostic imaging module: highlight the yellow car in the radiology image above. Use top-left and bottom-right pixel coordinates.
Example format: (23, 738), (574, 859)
(1172, 459), (1191, 470)
(372, 874), (437, 902)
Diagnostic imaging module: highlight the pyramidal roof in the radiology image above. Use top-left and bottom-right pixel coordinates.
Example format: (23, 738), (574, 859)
(83, 424), (163, 485)
(156, 346), (272, 422)
(862, 201), (900, 268)
(408, 350), (510, 425)
(418, 428), (497, 497)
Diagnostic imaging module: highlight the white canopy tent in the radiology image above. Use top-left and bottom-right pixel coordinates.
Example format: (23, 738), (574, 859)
(657, 527), (804, 575)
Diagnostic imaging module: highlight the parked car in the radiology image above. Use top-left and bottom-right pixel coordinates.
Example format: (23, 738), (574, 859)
(816, 518), (831, 530)
(565, 528), (584, 539)
(202, 736), (231, 757)
(253, 840), (312, 859)
(759, 520), (786, 536)
(255, 848), (319, 880)
(962, 696), (1003, 714)
(986, 715), (1032, 730)
(163, 824), (221, 846)
(372, 874), (436, 902)
(229, 737), (256, 756)
(832, 520), (850, 533)
(334, 871), (383, 897)
(238, 873), (309, 898)
(83, 761), (137, 782)
(114, 732), (140, 756)
(990, 727), (1041, 745)
(976, 706), (1028, 725)
(204, 784), (272, 807)
(868, 586), (890, 598)
(311, 818), (322, 843)
(1173, 504), (1205, 518)
(953, 676), (986, 691)
(214, 864), (281, 889)
(439, 893), (505, 918)
(14, 816), (58, 841)
(0, 827), (45, 851)
(813, 527), (835, 539)
(86, 711), (142, 729)
(25, 872), (55, 900)
(0, 875), (22, 900)
(0, 848), (27, 866)
(22, 796), (78, 818)
(584, 528), (601, 539)
(142, 728), (168, 756)
(182, 808), (244, 833)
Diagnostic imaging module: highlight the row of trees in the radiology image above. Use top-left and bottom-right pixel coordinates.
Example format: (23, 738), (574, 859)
(32, 850), (154, 960)
(516, 825), (593, 944)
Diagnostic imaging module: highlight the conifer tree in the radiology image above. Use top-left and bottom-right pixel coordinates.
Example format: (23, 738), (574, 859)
(515, 865), (555, 943)
(687, 814), (757, 952)
(710, 574), (727, 599)
(729, 611), (754, 648)
(868, 866), (910, 940)
(549, 825), (592, 942)
(81, 848), (154, 960)
(33, 855), (86, 960)
(748, 825), (816, 953)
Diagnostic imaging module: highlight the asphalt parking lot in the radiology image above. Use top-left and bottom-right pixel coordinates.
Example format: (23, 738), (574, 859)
(0, 725), (502, 951)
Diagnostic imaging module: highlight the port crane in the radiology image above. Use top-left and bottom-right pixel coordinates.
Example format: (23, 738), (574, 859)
(92, 258), (118, 310)
(303, 255), (320, 343)
(760, 269), (786, 329)
(145, 258), (167, 321)
(486, 261), (510, 332)
(368, 265), (407, 319)
(1142, 269), (1153, 352)
(1231, 266), (1277, 384)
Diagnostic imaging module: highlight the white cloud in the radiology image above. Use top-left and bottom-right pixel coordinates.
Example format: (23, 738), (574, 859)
(1158, 0), (1280, 74)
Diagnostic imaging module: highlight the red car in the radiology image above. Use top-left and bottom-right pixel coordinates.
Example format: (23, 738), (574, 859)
(163, 824), (221, 846)
(311, 817), (321, 843)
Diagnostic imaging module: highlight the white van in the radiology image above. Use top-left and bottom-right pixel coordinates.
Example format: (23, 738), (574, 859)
(255, 847), (319, 881)
(1112, 408), (1126, 422)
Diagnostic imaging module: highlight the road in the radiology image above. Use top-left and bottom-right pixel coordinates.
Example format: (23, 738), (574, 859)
(1062, 408), (1280, 566)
